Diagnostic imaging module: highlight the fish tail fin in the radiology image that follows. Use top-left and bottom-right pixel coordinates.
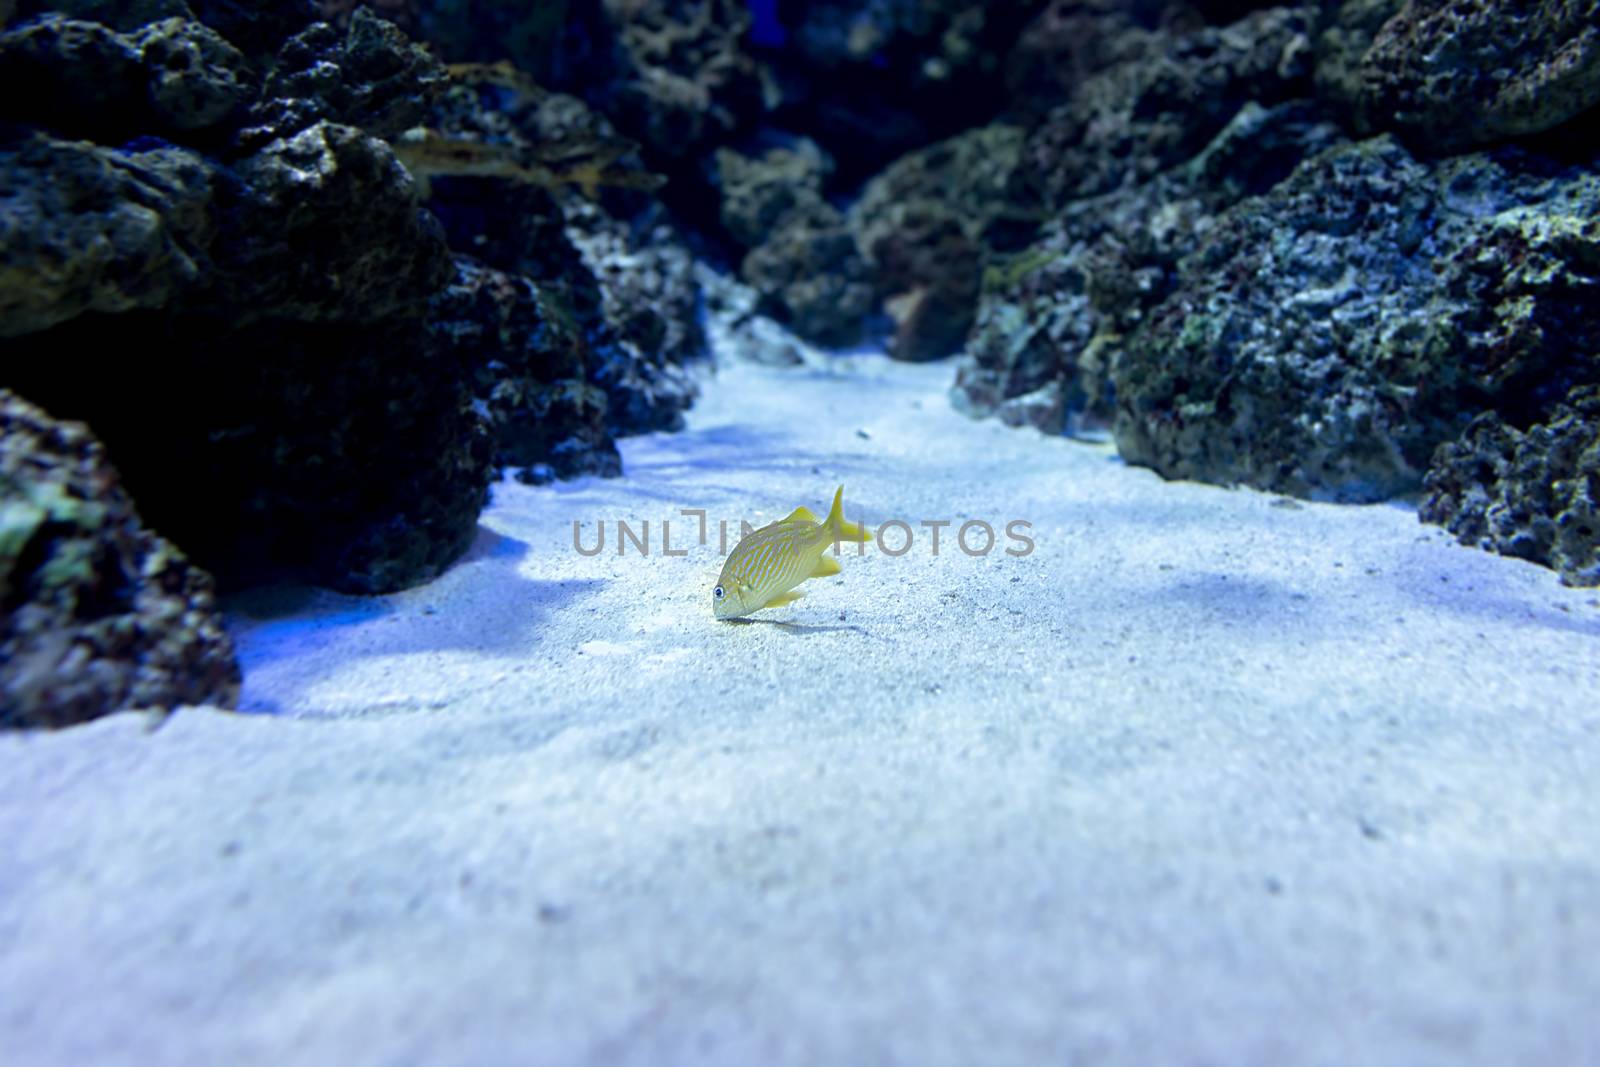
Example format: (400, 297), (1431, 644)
(825, 485), (871, 543)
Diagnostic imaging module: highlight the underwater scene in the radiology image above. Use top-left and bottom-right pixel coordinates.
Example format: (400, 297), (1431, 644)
(2, 0), (1599, 1063)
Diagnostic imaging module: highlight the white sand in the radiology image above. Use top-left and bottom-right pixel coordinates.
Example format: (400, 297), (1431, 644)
(4, 350), (1599, 1066)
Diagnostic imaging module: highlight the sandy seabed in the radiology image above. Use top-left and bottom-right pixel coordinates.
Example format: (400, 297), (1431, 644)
(4, 351), (1599, 1066)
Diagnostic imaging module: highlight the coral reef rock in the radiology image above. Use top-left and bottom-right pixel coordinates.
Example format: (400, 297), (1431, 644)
(714, 139), (873, 348)
(429, 256), (622, 482)
(1422, 386), (1600, 588)
(1, 389), (240, 729)
(1111, 137), (1600, 502)
(850, 124), (1026, 361)
(955, 99), (1344, 434)
(1319, 0), (1600, 152)
(1014, 5), (1315, 209)
(0, 4), (493, 595)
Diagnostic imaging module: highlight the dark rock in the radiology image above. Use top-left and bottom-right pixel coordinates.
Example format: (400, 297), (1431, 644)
(134, 16), (252, 131)
(1015, 5), (1315, 209)
(428, 256), (622, 480)
(713, 139), (873, 347)
(955, 99), (1344, 435)
(348, 0), (612, 95)
(12, 0), (317, 60)
(740, 202), (875, 349)
(0, 134), (215, 339)
(11, 0), (191, 33)
(562, 199), (702, 434)
(217, 119), (454, 323)
(0, 16), (147, 138)
(2, 116), (488, 594)
(3, 312), (495, 595)
(1320, 0), (1600, 152)
(714, 137), (833, 249)
(0, 13), (252, 140)
(419, 80), (704, 440)
(761, 0), (1041, 182)
(601, 0), (764, 159)
(850, 124), (1026, 361)
(239, 7), (445, 148)
(1422, 386), (1600, 587)
(1, 389), (240, 728)
(0, 125), (462, 351)
(1110, 137), (1600, 502)
(1003, 0), (1174, 123)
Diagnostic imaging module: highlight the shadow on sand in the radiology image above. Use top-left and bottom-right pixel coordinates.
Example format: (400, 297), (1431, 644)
(225, 526), (606, 714)
(720, 617), (872, 637)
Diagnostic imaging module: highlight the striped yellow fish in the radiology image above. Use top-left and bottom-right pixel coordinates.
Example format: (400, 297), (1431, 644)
(713, 486), (872, 619)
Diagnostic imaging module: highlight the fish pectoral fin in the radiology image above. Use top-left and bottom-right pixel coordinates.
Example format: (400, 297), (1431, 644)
(782, 505), (819, 525)
(765, 590), (806, 608)
(810, 555), (841, 578)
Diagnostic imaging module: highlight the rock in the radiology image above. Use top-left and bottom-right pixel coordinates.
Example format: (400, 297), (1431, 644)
(740, 201), (875, 349)
(1, 389), (240, 728)
(11, 0), (316, 60)
(0, 13), (252, 138)
(760, 0), (1041, 182)
(428, 257), (622, 481)
(713, 139), (874, 348)
(714, 136), (833, 248)
(217, 119), (455, 324)
(601, 0), (764, 158)
(419, 79), (704, 440)
(4, 309), (496, 594)
(1422, 386), (1600, 587)
(1003, 0), (1174, 122)
(562, 199), (703, 435)
(1015, 5), (1315, 208)
(239, 7), (446, 148)
(2, 119), (487, 594)
(850, 124), (1026, 361)
(1322, 0), (1600, 152)
(134, 16), (251, 131)
(0, 16), (147, 138)
(1110, 136), (1600, 502)
(0, 134), (215, 339)
(955, 99), (1344, 435)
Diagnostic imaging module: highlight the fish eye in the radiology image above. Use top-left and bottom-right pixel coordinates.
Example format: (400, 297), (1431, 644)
(713, 585), (724, 600)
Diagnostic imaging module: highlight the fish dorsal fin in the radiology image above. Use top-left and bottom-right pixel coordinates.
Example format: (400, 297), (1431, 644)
(781, 505), (819, 525)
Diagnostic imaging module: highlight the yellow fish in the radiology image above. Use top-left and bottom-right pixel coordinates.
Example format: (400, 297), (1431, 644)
(713, 486), (872, 619)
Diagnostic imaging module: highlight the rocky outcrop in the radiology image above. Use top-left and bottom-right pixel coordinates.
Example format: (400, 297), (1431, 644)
(1014, 5), (1316, 208)
(1318, 0), (1600, 152)
(0, 4), (493, 594)
(850, 124), (1026, 361)
(1422, 386), (1600, 588)
(1, 390), (240, 728)
(955, 99), (1344, 434)
(713, 139), (874, 348)
(1110, 138), (1600, 502)
(420, 77), (704, 444)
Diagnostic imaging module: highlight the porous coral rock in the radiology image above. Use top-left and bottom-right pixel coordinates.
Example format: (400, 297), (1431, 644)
(0, 134), (215, 338)
(1422, 386), (1600, 587)
(1015, 4), (1315, 208)
(1, 389), (240, 728)
(1110, 137), (1600, 502)
(955, 99), (1344, 433)
(1322, 0), (1600, 152)
(850, 124), (1026, 361)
